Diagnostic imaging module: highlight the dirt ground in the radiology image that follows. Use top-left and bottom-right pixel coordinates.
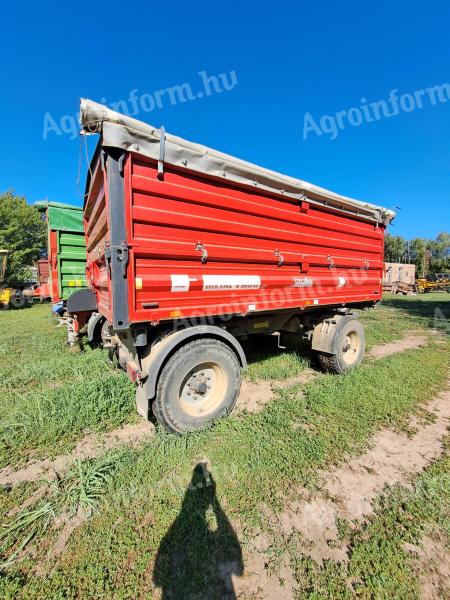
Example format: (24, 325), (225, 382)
(0, 317), (448, 598)
(233, 381), (450, 599)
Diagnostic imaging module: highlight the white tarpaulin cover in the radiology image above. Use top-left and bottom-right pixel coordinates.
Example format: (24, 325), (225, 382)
(80, 98), (395, 225)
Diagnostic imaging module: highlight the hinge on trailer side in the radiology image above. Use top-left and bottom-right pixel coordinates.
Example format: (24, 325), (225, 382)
(274, 249), (284, 267)
(299, 195), (310, 213)
(300, 262), (310, 272)
(195, 242), (208, 263)
(299, 255), (310, 272)
(327, 255), (335, 270)
(117, 242), (129, 277)
(105, 243), (112, 275)
(105, 241), (129, 277)
(157, 126), (166, 179)
(118, 153), (126, 177)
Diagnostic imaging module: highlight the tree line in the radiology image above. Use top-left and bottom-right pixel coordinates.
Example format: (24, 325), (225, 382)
(0, 191), (46, 285)
(384, 232), (450, 278)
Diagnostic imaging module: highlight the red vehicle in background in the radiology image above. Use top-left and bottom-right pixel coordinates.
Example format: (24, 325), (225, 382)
(33, 258), (51, 301)
(68, 99), (395, 433)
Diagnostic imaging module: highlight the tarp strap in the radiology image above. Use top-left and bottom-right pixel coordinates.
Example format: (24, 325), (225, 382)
(158, 126), (165, 178)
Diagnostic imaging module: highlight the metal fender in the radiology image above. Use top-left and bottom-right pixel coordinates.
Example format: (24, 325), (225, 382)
(136, 325), (247, 419)
(66, 288), (98, 314)
(311, 314), (357, 354)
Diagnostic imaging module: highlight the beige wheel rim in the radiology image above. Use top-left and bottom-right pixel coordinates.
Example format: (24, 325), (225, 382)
(179, 361), (228, 417)
(341, 330), (361, 366)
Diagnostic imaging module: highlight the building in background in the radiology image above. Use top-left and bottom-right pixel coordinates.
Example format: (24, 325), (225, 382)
(383, 262), (416, 294)
(384, 262), (416, 285)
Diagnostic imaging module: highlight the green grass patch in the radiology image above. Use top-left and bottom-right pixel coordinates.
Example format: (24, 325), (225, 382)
(361, 291), (450, 348)
(0, 295), (448, 597)
(0, 305), (136, 468)
(244, 334), (311, 381)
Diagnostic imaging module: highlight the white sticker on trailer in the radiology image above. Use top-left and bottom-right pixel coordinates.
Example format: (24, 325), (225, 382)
(202, 275), (261, 291)
(171, 274), (190, 292)
(293, 277), (313, 288)
(337, 277), (346, 288)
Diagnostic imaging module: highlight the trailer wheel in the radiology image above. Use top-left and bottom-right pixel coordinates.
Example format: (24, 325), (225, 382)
(153, 338), (241, 434)
(317, 318), (365, 374)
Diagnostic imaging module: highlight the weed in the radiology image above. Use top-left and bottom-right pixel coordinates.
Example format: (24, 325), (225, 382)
(0, 454), (118, 569)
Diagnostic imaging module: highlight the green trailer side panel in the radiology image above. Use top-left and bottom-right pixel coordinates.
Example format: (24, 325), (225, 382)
(35, 201), (87, 302)
(47, 205), (84, 233)
(57, 231), (87, 300)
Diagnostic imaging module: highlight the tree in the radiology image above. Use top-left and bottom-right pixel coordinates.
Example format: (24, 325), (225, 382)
(384, 234), (406, 263)
(410, 238), (427, 277)
(429, 232), (450, 273)
(385, 231), (450, 277)
(0, 190), (46, 285)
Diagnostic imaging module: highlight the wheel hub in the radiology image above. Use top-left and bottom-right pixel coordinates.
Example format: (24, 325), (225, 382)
(185, 369), (212, 398)
(342, 330), (361, 366)
(195, 381), (208, 395)
(179, 363), (226, 417)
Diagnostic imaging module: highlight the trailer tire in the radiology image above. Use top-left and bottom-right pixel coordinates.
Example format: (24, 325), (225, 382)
(153, 338), (241, 434)
(317, 318), (365, 374)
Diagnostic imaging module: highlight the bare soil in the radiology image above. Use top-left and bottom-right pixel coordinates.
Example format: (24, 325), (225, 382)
(231, 532), (297, 599)
(0, 421), (155, 487)
(232, 381), (450, 597)
(368, 333), (427, 359)
(404, 535), (450, 600)
(236, 370), (316, 414)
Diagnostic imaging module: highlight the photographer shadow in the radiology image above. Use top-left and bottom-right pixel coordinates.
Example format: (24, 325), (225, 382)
(153, 463), (243, 599)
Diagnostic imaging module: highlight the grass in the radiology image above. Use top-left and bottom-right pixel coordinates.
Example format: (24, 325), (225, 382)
(0, 305), (137, 468)
(244, 333), (311, 381)
(292, 451), (450, 599)
(0, 293), (448, 597)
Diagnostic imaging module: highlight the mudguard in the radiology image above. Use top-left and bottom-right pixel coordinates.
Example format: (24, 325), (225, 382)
(311, 313), (356, 354)
(136, 325), (247, 419)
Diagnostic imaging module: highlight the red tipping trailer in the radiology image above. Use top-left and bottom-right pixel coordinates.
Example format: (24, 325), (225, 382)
(68, 99), (395, 433)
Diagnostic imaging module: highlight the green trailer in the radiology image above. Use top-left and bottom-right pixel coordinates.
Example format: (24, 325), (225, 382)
(35, 202), (87, 303)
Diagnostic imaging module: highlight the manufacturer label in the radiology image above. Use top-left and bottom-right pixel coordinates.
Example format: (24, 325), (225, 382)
(292, 277), (313, 288)
(202, 275), (261, 291)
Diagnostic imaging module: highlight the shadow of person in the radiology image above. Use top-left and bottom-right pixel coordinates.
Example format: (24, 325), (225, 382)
(153, 463), (243, 599)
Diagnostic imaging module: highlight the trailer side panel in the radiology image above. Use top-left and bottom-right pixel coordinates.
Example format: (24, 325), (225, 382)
(85, 152), (385, 325)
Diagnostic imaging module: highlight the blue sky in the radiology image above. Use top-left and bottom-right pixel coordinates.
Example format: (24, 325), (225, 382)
(1, 0), (448, 239)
